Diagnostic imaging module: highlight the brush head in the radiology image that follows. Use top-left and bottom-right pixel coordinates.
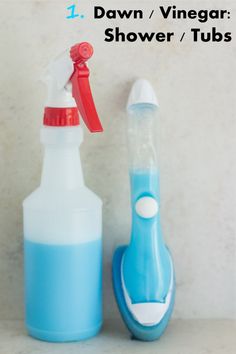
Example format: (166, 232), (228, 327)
(112, 246), (176, 341)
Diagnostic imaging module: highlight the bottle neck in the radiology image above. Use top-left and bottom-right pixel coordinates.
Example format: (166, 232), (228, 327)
(41, 146), (84, 190)
(40, 126), (84, 190)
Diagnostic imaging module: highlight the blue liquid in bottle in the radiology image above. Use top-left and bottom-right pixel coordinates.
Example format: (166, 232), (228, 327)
(24, 238), (102, 342)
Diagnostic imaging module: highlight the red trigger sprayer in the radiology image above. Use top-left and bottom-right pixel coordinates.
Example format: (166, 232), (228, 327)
(70, 42), (103, 132)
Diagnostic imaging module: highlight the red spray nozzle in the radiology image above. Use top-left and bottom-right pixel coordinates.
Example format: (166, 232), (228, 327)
(70, 42), (94, 64)
(69, 42), (103, 133)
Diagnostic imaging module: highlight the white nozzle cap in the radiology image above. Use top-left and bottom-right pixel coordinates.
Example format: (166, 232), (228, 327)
(49, 49), (74, 90)
(45, 49), (76, 108)
(127, 79), (159, 111)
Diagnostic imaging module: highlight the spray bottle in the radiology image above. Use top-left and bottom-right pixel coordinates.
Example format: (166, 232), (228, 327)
(23, 42), (103, 342)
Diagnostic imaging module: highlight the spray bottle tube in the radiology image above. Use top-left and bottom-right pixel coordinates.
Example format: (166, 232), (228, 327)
(23, 43), (103, 342)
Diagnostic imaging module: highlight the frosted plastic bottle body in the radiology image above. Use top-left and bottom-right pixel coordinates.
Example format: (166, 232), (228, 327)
(23, 126), (102, 342)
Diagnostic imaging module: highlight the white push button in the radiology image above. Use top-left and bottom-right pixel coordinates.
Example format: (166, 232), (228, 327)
(135, 197), (158, 219)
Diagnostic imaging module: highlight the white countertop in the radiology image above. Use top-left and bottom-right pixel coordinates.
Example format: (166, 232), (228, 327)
(0, 319), (235, 354)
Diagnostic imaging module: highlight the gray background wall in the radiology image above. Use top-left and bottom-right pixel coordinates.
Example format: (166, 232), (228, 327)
(0, 0), (235, 320)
